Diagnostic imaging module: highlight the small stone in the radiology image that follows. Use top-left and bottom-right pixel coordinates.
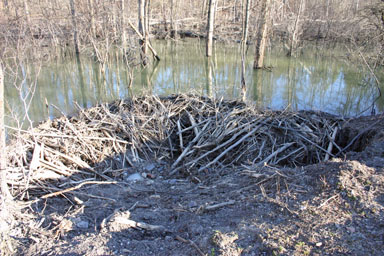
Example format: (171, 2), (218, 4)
(150, 195), (161, 200)
(316, 242), (322, 247)
(188, 201), (198, 208)
(76, 220), (89, 229)
(126, 173), (144, 182)
(347, 226), (356, 233)
(144, 163), (156, 172)
(167, 179), (178, 185)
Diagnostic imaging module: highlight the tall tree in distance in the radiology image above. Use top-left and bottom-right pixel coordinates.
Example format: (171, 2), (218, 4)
(241, 0), (251, 100)
(288, 0), (305, 57)
(206, 0), (217, 57)
(138, 0), (148, 65)
(0, 62), (10, 199)
(69, 0), (80, 55)
(254, 0), (271, 69)
(170, 0), (178, 39)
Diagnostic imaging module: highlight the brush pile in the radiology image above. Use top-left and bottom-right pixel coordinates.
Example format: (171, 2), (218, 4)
(5, 94), (341, 199)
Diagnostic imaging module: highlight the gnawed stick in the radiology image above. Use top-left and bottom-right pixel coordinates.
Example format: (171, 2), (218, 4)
(297, 133), (334, 157)
(171, 120), (210, 169)
(127, 20), (160, 61)
(185, 119), (265, 168)
(197, 200), (236, 214)
(256, 142), (295, 166)
(114, 217), (167, 232)
(41, 181), (117, 199)
(198, 118), (270, 172)
(177, 120), (184, 150)
(324, 126), (338, 161)
(175, 236), (205, 256)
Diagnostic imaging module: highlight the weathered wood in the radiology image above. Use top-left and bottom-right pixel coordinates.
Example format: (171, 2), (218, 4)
(206, 0), (217, 57)
(138, 0), (148, 65)
(128, 20), (160, 61)
(254, 0), (271, 69)
(241, 0), (251, 99)
(0, 62), (10, 198)
(69, 0), (80, 54)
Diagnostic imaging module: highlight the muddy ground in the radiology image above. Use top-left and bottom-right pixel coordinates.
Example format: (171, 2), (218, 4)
(5, 114), (384, 256)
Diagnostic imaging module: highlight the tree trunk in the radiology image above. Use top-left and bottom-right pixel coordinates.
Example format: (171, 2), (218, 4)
(206, 0), (217, 57)
(88, 0), (96, 38)
(121, 0), (127, 49)
(23, 0), (30, 24)
(0, 62), (10, 198)
(241, 0), (251, 97)
(70, 0), (80, 55)
(288, 0), (305, 57)
(254, 0), (271, 69)
(138, 0), (148, 65)
(170, 0), (178, 39)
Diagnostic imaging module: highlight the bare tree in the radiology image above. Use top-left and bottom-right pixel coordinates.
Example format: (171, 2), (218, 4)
(0, 62), (10, 199)
(88, 0), (97, 38)
(288, 0), (305, 57)
(120, 0), (127, 48)
(206, 0), (217, 57)
(170, 0), (178, 39)
(138, 0), (148, 64)
(254, 0), (271, 69)
(241, 0), (251, 100)
(69, 0), (80, 55)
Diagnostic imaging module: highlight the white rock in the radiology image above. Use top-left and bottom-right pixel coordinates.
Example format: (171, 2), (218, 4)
(126, 173), (144, 182)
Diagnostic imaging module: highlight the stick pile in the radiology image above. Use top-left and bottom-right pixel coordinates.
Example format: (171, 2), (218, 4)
(5, 94), (341, 198)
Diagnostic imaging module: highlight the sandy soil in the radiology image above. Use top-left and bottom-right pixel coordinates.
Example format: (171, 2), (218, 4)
(4, 114), (384, 256)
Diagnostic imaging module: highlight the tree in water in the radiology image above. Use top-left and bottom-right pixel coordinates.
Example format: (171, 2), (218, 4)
(206, 0), (217, 57)
(254, 0), (271, 69)
(241, 0), (252, 101)
(288, 0), (305, 57)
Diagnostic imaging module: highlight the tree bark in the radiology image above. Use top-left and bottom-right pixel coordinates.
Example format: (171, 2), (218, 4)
(0, 62), (10, 198)
(121, 0), (127, 48)
(241, 0), (251, 97)
(170, 0), (178, 39)
(288, 0), (305, 57)
(206, 0), (217, 57)
(23, 0), (31, 24)
(88, 0), (96, 38)
(69, 0), (80, 55)
(138, 0), (148, 65)
(254, 0), (271, 69)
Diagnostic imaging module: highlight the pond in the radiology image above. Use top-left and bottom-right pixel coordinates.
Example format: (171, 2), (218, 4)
(5, 39), (383, 128)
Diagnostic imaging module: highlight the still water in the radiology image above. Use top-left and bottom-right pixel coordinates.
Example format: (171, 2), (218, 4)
(5, 39), (383, 127)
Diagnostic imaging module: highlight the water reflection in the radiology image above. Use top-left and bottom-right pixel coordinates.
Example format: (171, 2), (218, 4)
(4, 39), (383, 127)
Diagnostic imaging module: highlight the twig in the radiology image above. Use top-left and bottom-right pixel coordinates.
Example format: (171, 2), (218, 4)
(324, 126), (338, 161)
(204, 200), (236, 211)
(198, 118), (270, 172)
(317, 194), (338, 209)
(41, 181), (117, 199)
(256, 142), (295, 166)
(171, 120), (210, 170)
(114, 217), (166, 232)
(336, 117), (383, 156)
(175, 236), (205, 256)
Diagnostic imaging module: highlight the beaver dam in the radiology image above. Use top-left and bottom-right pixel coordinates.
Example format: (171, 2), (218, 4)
(6, 94), (369, 199)
(4, 94), (384, 255)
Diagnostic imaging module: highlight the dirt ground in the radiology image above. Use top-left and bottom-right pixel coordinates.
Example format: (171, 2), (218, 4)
(5, 114), (384, 256)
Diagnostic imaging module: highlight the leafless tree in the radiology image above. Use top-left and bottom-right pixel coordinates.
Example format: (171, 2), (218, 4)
(69, 0), (80, 55)
(254, 0), (271, 68)
(241, 0), (251, 99)
(206, 0), (217, 57)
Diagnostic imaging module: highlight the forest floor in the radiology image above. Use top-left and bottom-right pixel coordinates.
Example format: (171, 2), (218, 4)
(4, 105), (384, 256)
